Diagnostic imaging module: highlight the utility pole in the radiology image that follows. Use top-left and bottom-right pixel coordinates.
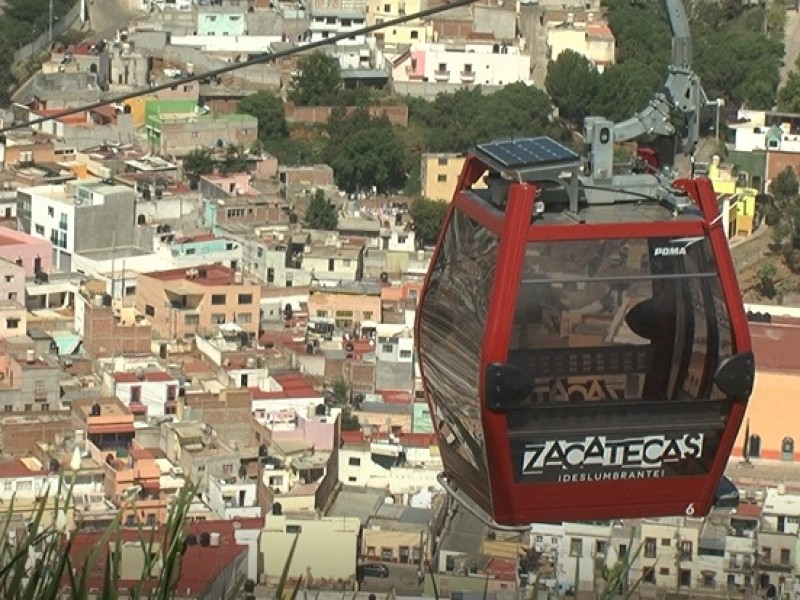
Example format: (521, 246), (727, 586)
(49, 0), (53, 43)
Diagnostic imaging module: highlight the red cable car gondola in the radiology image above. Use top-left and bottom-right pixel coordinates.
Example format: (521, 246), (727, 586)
(415, 137), (754, 527)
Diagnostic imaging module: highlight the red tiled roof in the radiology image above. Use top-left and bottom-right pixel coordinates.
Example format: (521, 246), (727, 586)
(130, 448), (154, 460)
(340, 430), (365, 445)
(113, 372), (140, 383)
(0, 459), (47, 479)
(143, 371), (176, 382)
(66, 524), (248, 597)
(130, 403), (147, 415)
(380, 391), (412, 404)
(733, 502), (762, 518)
(484, 556), (517, 581)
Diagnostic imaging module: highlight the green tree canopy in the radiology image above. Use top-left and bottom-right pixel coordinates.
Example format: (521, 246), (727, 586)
(220, 144), (248, 175)
(545, 50), (600, 125)
(238, 91), (288, 139)
(304, 189), (338, 230)
(410, 198), (448, 247)
(767, 167), (800, 272)
(288, 51), (343, 106)
(326, 109), (407, 193)
(182, 147), (214, 186)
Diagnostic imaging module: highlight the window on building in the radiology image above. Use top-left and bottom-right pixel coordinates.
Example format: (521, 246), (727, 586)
(381, 548), (393, 561)
(362, 311), (373, 320)
(184, 314), (199, 325)
(24, 404), (32, 412)
(383, 3), (390, 10)
(569, 538), (582, 557)
(643, 567), (655, 583)
(381, 344), (393, 353)
(257, 248), (264, 258)
(398, 235), (407, 243)
(595, 540), (607, 556)
(267, 268), (274, 283)
(130, 386), (141, 403)
(3, 481), (11, 492)
(146, 514), (156, 526)
(166, 386), (177, 402)
(125, 515), (136, 526)
(268, 475), (283, 486)
(236, 313), (252, 325)
(17, 480), (31, 491)
(34, 380), (45, 398)
(659, 567), (670, 576)
(211, 314), (226, 324)
(437, 174), (447, 183)
(762, 547), (771, 562)
(644, 537), (657, 558)
(286, 525), (302, 534)
(145, 304), (155, 317)
(41, 403), (49, 412)
(238, 293), (253, 305)
(35, 224), (44, 235)
(211, 294), (226, 305)
(464, 64), (473, 74)
(6, 318), (19, 329)
(679, 540), (693, 561)
(437, 157), (448, 166)
(348, 476), (356, 482)
(7, 292), (17, 301)
(438, 62), (446, 72)
(780, 549), (791, 565)
(3, 275), (12, 283)
(47, 207), (54, 217)
(661, 538), (671, 547)
(400, 350), (412, 359)
(4, 406), (12, 413)
(410, 29), (419, 39)
(349, 457), (361, 466)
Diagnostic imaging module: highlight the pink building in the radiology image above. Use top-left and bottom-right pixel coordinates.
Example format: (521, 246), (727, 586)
(0, 227), (52, 276)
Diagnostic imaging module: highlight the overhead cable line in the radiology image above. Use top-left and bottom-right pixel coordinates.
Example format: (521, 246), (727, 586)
(0, 0), (478, 134)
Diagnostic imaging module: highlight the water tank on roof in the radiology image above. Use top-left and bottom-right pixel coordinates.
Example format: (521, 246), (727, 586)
(272, 502), (283, 516)
(91, 403), (101, 416)
(185, 533), (198, 546)
(209, 532), (220, 547)
(199, 532), (211, 547)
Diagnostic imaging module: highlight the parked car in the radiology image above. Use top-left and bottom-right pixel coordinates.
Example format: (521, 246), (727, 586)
(357, 563), (390, 579)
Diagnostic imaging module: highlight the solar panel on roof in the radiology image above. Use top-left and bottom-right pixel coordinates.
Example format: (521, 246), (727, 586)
(476, 137), (579, 169)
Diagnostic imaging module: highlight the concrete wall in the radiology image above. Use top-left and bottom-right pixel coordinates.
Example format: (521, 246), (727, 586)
(261, 514), (360, 582)
(73, 185), (139, 253)
(284, 103), (409, 126)
(392, 80), (503, 99)
(0, 260), (26, 304)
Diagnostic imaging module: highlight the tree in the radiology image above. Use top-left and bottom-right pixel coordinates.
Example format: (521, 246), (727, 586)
(327, 126), (407, 193)
(410, 198), (448, 247)
(182, 147), (214, 187)
(238, 91), (288, 139)
(332, 377), (349, 405)
(288, 51), (342, 106)
(767, 167), (800, 272)
(545, 50), (600, 125)
(757, 262), (778, 299)
(304, 189), (338, 230)
(341, 407), (361, 431)
(220, 144), (248, 175)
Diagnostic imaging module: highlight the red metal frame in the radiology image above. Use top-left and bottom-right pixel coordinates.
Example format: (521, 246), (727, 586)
(416, 157), (753, 526)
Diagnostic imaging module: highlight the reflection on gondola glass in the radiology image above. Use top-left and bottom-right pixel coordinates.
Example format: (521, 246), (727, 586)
(418, 210), (498, 476)
(507, 236), (732, 404)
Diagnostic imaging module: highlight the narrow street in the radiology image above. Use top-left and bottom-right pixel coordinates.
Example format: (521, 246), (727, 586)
(781, 5), (800, 87)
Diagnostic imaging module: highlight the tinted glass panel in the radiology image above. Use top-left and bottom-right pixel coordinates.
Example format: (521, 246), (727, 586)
(418, 210), (498, 476)
(508, 236), (732, 404)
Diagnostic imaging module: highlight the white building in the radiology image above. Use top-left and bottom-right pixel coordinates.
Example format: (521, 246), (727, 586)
(305, 0), (367, 46)
(17, 180), (142, 273)
(206, 474), (261, 520)
(0, 458), (60, 502)
(394, 41), (532, 87)
(109, 370), (180, 417)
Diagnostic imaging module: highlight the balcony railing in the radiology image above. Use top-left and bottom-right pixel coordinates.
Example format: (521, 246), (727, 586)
(460, 70), (476, 82)
(433, 69), (450, 81)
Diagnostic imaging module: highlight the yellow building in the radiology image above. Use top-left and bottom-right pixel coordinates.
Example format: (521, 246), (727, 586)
(420, 153), (465, 201)
(366, 0), (431, 45)
(708, 158), (759, 238)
